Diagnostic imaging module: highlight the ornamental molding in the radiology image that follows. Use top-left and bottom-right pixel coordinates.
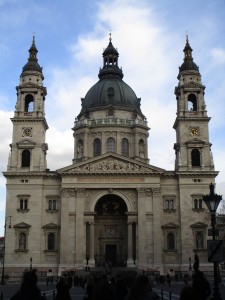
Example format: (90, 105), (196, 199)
(61, 188), (86, 198)
(137, 188), (152, 197)
(182, 81), (204, 89)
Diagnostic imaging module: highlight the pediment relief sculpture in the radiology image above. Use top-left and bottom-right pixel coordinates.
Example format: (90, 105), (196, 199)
(65, 157), (159, 174)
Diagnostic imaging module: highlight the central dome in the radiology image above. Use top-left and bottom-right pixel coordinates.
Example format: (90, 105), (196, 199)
(82, 78), (140, 111)
(80, 37), (141, 113)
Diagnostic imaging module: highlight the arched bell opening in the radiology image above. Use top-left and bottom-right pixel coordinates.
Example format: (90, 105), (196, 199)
(92, 194), (129, 267)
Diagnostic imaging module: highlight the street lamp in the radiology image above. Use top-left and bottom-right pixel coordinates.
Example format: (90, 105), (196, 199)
(1, 216), (12, 285)
(188, 257), (192, 277)
(203, 183), (222, 300)
(30, 257), (32, 270)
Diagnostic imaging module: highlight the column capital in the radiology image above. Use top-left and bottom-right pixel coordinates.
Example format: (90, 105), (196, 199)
(137, 188), (152, 197)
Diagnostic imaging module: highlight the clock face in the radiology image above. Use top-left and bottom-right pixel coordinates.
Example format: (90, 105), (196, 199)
(190, 128), (198, 136)
(23, 128), (32, 137)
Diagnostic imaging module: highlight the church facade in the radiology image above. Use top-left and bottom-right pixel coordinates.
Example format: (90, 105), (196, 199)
(3, 35), (218, 276)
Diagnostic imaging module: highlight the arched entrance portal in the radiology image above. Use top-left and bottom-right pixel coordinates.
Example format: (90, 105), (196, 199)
(94, 194), (128, 267)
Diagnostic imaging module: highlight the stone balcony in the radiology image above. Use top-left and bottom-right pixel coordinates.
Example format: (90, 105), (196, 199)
(74, 117), (148, 128)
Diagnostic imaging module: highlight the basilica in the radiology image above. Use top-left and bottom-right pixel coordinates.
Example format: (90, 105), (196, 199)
(3, 35), (218, 276)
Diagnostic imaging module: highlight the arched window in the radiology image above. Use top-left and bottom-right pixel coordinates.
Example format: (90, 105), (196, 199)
(191, 149), (200, 166)
(19, 232), (26, 250)
(93, 138), (101, 157)
(188, 94), (197, 111)
(167, 232), (175, 250)
(25, 94), (34, 112)
(47, 233), (55, 251)
(107, 138), (115, 152)
(196, 232), (204, 249)
(21, 150), (30, 167)
(199, 199), (202, 209)
(121, 138), (129, 156)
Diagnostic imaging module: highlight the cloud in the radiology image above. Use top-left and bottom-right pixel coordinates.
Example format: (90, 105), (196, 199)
(211, 47), (225, 65)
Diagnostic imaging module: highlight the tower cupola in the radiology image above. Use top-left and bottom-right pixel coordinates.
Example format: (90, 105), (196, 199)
(22, 36), (43, 75)
(179, 35), (199, 75)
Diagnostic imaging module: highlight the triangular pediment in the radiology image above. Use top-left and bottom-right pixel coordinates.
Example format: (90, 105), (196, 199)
(185, 138), (207, 145)
(14, 222), (31, 228)
(57, 153), (165, 175)
(17, 139), (36, 146)
(191, 222), (207, 228)
(161, 222), (179, 229)
(42, 222), (60, 229)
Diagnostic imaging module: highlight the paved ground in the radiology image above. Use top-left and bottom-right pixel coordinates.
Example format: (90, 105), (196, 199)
(0, 281), (225, 299)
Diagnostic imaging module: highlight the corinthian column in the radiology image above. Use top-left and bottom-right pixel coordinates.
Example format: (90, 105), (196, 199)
(89, 222), (95, 265)
(127, 222), (133, 267)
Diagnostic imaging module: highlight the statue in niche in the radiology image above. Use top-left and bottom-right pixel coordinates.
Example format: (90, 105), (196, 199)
(19, 233), (26, 250)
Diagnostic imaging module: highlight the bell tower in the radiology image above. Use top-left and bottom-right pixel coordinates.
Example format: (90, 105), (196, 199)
(173, 36), (214, 172)
(8, 37), (48, 172)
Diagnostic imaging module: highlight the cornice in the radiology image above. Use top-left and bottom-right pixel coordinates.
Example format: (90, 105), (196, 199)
(3, 171), (59, 178)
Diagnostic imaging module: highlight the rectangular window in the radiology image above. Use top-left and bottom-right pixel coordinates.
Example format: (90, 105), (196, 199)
(19, 198), (28, 210)
(164, 198), (175, 211)
(192, 194), (204, 211)
(46, 197), (58, 212)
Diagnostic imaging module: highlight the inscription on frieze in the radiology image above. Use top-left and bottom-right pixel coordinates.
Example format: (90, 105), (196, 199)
(78, 177), (145, 183)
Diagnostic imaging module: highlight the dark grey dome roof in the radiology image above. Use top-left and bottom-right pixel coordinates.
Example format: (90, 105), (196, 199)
(82, 78), (141, 111)
(179, 60), (199, 72)
(23, 61), (42, 73)
(80, 37), (141, 113)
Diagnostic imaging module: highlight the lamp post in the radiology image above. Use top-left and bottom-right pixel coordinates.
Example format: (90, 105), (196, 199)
(188, 257), (192, 277)
(1, 216), (12, 285)
(30, 257), (32, 270)
(203, 183), (222, 300)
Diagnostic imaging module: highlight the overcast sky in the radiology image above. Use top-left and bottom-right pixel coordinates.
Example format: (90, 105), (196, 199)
(0, 0), (224, 235)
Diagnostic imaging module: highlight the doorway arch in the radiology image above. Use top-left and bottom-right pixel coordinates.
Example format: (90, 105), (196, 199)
(94, 194), (128, 267)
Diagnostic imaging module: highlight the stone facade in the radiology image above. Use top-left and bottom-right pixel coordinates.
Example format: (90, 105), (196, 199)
(3, 36), (218, 277)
